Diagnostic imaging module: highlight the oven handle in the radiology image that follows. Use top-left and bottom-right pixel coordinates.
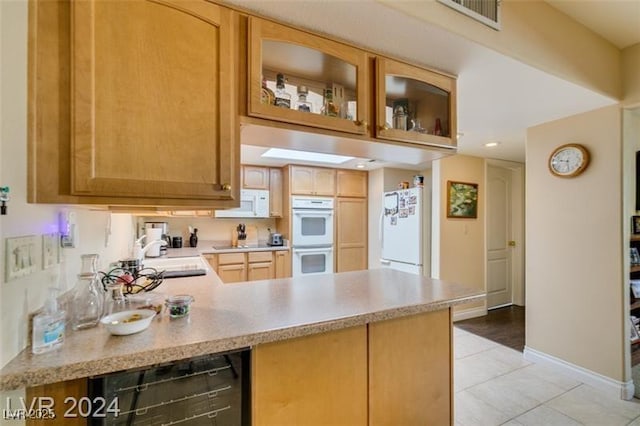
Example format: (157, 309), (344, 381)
(293, 211), (334, 217)
(293, 247), (333, 254)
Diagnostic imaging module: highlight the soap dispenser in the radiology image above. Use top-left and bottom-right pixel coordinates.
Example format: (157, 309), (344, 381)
(32, 287), (66, 354)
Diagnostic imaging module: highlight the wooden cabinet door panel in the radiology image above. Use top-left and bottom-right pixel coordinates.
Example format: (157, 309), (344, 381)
(72, 1), (236, 200)
(218, 252), (246, 265)
(248, 251), (273, 263)
(218, 264), (246, 283)
(252, 326), (368, 426)
(336, 198), (367, 272)
(248, 261), (274, 281)
(243, 166), (269, 189)
(369, 309), (452, 425)
(337, 170), (367, 198)
(290, 166), (315, 195)
(313, 169), (336, 196)
(269, 168), (283, 217)
(274, 250), (291, 278)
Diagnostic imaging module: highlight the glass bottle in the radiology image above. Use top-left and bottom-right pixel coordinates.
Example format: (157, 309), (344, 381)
(296, 85), (313, 113)
(103, 281), (127, 318)
(71, 254), (103, 330)
(393, 105), (408, 131)
(321, 88), (339, 117)
(260, 75), (275, 105)
(274, 73), (291, 109)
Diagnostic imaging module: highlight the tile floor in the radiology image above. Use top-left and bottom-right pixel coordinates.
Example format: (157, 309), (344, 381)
(454, 326), (640, 425)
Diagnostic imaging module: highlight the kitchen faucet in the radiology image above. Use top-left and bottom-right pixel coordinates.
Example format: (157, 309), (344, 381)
(133, 235), (168, 260)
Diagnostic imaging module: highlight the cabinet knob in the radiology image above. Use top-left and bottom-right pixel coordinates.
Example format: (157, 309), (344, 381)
(353, 119), (368, 128)
(379, 124), (390, 131)
(221, 183), (231, 191)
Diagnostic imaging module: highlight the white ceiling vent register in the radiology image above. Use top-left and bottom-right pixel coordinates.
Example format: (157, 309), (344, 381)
(437, 0), (501, 30)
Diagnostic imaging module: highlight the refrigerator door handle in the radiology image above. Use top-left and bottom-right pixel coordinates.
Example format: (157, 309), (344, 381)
(379, 210), (384, 250)
(380, 259), (391, 265)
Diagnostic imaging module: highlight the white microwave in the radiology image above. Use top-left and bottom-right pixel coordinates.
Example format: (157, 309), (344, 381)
(215, 189), (270, 218)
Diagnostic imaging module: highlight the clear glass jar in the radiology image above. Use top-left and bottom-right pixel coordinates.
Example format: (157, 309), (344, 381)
(71, 254), (103, 330)
(103, 281), (127, 318)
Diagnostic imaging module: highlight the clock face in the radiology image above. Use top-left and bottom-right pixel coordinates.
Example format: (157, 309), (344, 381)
(549, 144), (590, 177)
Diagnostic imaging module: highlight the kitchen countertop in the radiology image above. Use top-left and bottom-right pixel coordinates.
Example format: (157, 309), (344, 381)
(0, 268), (484, 390)
(163, 239), (289, 257)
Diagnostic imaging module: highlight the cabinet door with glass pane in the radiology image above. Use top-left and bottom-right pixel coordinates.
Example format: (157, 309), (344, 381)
(248, 17), (369, 135)
(375, 58), (457, 148)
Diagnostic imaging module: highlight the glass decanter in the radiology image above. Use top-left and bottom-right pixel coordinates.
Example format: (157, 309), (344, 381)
(71, 254), (103, 330)
(103, 281), (128, 318)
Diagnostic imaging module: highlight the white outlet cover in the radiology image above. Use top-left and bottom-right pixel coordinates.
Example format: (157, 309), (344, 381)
(42, 233), (60, 269)
(5, 235), (38, 282)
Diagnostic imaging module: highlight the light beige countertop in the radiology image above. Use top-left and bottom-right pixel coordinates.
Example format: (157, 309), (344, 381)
(0, 268), (483, 390)
(162, 240), (289, 257)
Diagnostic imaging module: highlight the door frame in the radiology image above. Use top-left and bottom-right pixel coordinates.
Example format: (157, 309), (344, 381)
(485, 159), (525, 307)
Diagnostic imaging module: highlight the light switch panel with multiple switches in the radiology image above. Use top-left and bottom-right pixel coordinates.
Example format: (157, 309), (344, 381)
(5, 235), (38, 282)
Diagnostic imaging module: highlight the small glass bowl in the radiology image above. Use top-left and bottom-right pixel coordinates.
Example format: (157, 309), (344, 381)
(165, 295), (194, 318)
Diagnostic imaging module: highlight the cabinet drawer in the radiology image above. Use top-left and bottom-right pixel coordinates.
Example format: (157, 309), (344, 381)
(218, 252), (246, 265)
(248, 251), (273, 263)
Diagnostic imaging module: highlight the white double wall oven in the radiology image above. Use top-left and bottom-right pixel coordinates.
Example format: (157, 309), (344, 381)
(291, 197), (334, 277)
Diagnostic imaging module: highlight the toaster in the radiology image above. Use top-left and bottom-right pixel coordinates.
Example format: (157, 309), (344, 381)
(267, 233), (283, 246)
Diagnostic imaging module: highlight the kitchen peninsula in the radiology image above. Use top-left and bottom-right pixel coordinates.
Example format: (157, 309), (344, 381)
(0, 268), (483, 424)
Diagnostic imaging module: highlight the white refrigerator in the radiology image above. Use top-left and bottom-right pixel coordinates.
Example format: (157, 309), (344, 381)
(380, 187), (423, 275)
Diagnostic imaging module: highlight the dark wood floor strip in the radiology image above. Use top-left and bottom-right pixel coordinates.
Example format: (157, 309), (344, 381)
(455, 306), (525, 352)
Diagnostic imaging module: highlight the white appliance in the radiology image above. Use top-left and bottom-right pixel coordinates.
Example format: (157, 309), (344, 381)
(291, 196), (334, 276)
(380, 187), (423, 275)
(292, 246), (334, 276)
(215, 189), (269, 218)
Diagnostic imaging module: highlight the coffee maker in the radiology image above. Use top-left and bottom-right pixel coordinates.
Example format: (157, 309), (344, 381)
(144, 222), (169, 256)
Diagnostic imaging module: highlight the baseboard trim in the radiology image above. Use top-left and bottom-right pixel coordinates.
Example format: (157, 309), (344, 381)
(523, 346), (634, 400)
(453, 306), (487, 322)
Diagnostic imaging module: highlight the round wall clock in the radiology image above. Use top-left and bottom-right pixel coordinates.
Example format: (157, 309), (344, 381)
(548, 143), (590, 178)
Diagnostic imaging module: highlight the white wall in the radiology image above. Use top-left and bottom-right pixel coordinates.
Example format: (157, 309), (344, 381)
(0, 0), (133, 369)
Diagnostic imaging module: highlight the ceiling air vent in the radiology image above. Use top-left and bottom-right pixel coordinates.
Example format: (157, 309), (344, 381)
(437, 0), (501, 30)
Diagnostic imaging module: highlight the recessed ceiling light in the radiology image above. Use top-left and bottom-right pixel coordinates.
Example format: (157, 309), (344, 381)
(355, 163), (365, 169)
(261, 148), (354, 164)
(484, 142), (501, 147)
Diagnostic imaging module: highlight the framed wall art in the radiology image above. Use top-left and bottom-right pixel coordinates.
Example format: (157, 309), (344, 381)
(447, 181), (478, 219)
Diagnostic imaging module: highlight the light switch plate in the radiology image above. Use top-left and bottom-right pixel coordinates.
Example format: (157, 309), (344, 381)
(5, 236), (38, 282)
(42, 233), (60, 269)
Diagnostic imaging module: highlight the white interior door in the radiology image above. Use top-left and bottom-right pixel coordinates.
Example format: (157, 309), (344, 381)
(487, 165), (513, 308)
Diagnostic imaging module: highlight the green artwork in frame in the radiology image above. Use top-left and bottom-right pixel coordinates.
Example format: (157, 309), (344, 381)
(447, 181), (478, 218)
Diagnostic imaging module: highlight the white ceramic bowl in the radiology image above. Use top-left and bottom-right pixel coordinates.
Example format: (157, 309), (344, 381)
(100, 309), (156, 336)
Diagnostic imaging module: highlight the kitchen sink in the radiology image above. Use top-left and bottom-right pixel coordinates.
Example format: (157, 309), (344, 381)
(141, 256), (209, 278)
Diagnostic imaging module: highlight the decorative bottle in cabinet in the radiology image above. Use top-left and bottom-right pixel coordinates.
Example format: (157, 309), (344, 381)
(322, 88), (339, 117)
(274, 73), (291, 109)
(261, 76), (275, 105)
(296, 86), (313, 113)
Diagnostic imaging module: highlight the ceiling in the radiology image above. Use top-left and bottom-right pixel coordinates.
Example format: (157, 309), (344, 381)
(231, 0), (628, 170)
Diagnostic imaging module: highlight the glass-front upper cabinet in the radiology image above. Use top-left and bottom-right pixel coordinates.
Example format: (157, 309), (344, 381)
(375, 58), (457, 148)
(248, 17), (369, 135)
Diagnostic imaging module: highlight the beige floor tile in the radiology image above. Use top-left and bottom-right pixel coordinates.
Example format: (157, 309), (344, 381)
(455, 331), (501, 359)
(510, 405), (583, 425)
(455, 347), (528, 392)
(546, 384), (640, 425)
(454, 390), (512, 426)
(518, 363), (581, 391)
(626, 414), (640, 425)
(466, 367), (569, 418)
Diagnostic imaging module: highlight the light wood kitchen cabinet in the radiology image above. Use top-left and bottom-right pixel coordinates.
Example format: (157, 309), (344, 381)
(27, 378), (87, 426)
(274, 250), (291, 278)
(248, 17), (369, 135)
(252, 326), (368, 426)
(290, 166), (336, 196)
(375, 57), (457, 149)
(217, 252), (247, 283)
(336, 197), (368, 272)
(210, 250), (287, 283)
(369, 309), (452, 425)
(336, 170), (367, 198)
(269, 168), (284, 217)
(242, 166), (270, 190)
(28, 0), (239, 207)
